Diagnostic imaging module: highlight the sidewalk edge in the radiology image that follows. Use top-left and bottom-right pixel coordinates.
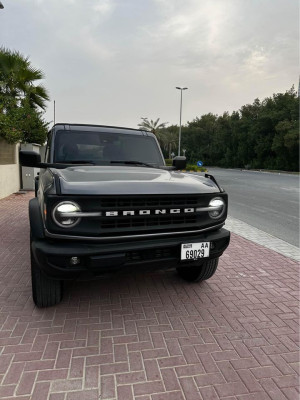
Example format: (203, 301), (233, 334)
(225, 216), (299, 262)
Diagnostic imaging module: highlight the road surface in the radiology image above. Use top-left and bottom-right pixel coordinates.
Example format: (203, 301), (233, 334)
(206, 168), (299, 247)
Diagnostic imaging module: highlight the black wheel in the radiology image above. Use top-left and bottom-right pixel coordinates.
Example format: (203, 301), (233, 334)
(176, 258), (219, 282)
(31, 249), (63, 308)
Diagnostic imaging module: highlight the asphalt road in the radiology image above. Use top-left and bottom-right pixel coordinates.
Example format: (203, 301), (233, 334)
(206, 167), (299, 247)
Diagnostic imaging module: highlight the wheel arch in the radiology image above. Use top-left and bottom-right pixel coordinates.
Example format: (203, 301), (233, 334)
(29, 197), (45, 239)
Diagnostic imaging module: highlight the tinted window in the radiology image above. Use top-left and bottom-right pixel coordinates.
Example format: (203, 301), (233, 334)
(54, 130), (163, 165)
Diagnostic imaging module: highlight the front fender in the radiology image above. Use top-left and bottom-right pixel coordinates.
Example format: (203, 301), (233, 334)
(29, 198), (45, 239)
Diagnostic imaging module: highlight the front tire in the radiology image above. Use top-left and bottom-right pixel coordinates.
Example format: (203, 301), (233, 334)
(176, 258), (219, 282)
(31, 249), (63, 308)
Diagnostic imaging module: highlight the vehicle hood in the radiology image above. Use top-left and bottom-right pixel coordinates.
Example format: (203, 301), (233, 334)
(53, 166), (220, 195)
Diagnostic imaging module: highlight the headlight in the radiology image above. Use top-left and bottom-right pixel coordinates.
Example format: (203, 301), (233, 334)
(52, 201), (81, 228)
(208, 197), (225, 219)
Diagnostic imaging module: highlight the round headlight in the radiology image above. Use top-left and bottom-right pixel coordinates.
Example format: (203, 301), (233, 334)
(52, 201), (81, 228)
(208, 197), (225, 219)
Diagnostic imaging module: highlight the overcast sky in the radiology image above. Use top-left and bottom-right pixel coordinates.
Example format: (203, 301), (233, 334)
(0, 0), (298, 128)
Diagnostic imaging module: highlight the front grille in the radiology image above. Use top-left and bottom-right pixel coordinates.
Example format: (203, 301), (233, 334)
(47, 193), (227, 238)
(101, 215), (197, 229)
(97, 195), (201, 233)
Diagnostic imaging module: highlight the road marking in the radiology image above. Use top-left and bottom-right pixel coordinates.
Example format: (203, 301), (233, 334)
(279, 187), (300, 192)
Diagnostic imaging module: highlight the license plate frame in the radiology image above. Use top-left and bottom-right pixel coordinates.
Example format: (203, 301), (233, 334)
(181, 242), (210, 260)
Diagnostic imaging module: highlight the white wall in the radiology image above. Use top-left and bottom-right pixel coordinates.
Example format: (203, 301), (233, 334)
(0, 140), (20, 199)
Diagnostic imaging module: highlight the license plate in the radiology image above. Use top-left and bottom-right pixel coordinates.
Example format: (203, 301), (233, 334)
(181, 242), (210, 260)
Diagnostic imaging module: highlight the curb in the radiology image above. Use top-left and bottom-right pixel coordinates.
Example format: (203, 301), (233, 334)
(226, 216), (299, 262)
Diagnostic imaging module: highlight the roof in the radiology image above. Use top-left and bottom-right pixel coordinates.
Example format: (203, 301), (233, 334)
(52, 123), (153, 137)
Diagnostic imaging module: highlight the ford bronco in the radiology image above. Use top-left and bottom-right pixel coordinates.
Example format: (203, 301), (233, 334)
(20, 124), (230, 307)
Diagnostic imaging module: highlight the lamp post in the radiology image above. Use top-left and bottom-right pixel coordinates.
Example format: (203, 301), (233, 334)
(175, 86), (188, 156)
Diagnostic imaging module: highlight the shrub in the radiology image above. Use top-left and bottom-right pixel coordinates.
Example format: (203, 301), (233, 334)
(164, 159), (206, 172)
(185, 164), (207, 172)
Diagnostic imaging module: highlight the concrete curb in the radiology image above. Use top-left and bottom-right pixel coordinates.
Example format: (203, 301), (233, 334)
(226, 215), (299, 262)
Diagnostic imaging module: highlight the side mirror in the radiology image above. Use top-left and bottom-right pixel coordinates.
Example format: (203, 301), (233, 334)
(172, 156), (186, 170)
(19, 150), (41, 167)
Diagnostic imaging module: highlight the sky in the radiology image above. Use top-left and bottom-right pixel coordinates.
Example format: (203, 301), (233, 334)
(0, 0), (298, 128)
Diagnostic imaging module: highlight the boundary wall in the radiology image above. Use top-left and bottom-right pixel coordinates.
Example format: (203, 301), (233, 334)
(0, 139), (20, 199)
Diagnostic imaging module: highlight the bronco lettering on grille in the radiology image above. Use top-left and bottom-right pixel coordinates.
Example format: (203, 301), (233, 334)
(105, 208), (195, 217)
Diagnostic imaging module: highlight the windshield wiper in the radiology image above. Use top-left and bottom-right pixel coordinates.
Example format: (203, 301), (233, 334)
(60, 160), (96, 165)
(110, 160), (157, 168)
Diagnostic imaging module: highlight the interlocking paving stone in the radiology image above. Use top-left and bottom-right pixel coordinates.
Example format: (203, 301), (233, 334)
(0, 191), (299, 399)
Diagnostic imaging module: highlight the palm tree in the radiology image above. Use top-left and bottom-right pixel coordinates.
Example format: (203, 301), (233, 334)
(159, 129), (178, 159)
(138, 117), (168, 135)
(0, 48), (50, 111)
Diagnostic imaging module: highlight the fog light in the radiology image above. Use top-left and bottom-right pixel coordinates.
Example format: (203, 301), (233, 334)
(70, 257), (80, 265)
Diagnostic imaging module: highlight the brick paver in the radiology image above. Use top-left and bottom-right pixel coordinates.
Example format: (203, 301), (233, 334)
(0, 192), (299, 400)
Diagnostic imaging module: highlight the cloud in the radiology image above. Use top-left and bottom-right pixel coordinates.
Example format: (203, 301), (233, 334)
(93, 0), (114, 14)
(0, 0), (297, 126)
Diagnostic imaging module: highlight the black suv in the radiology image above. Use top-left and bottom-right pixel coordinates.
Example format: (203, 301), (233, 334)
(20, 124), (230, 307)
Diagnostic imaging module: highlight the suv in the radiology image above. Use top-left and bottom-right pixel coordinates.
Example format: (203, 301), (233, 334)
(20, 124), (230, 307)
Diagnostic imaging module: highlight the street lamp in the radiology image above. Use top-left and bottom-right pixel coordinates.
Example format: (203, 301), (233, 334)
(176, 86), (188, 156)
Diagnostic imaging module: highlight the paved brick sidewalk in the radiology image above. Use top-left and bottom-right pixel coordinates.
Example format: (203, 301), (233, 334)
(0, 192), (299, 400)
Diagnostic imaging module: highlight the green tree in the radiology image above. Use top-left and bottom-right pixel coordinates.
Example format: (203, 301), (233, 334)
(0, 47), (50, 111)
(272, 120), (299, 170)
(0, 48), (50, 144)
(0, 100), (48, 144)
(158, 125), (178, 158)
(183, 113), (218, 166)
(180, 86), (298, 171)
(138, 117), (168, 135)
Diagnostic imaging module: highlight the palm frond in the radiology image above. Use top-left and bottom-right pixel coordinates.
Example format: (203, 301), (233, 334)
(138, 117), (168, 135)
(0, 47), (49, 110)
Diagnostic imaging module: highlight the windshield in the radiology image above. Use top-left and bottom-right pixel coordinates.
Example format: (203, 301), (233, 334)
(53, 130), (164, 166)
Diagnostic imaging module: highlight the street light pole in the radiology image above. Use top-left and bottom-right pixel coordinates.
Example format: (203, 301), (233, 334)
(54, 100), (56, 125)
(176, 87), (188, 156)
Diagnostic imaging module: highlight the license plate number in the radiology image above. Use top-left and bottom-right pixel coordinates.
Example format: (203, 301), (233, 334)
(181, 242), (210, 260)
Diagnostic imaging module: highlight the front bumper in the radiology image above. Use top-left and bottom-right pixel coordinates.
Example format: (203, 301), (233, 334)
(32, 228), (230, 280)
